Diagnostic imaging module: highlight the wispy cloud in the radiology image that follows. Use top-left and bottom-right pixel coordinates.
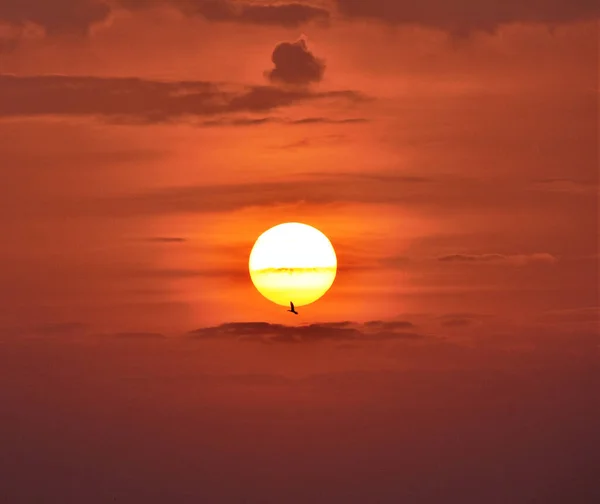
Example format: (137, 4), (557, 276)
(0, 0), (329, 41)
(189, 321), (426, 344)
(333, 0), (600, 34)
(142, 237), (187, 243)
(0, 75), (365, 123)
(531, 178), (599, 195)
(199, 116), (368, 127)
(77, 172), (588, 218)
(119, 0), (330, 28)
(438, 253), (558, 265)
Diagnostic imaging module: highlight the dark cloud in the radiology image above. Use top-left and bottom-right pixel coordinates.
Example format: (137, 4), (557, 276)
(438, 253), (558, 265)
(0, 75), (363, 123)
(265, 39), (325, 86)
(0, 1), (328, 39)
(364, 320), (415, 330)
(143, 237), (187, 243)
(0, 0), (110, 36)
(217, 1), (329, 27)
(190, 321), (425, 344)
(190, 321), (362, 343)
(119, 0), (329, 27)
(290, 117), (368, 124)
(80, 172), (566, 218)
(1, 0), (596, 44)
(333, 0), (600, 34)
(199, 116), (368, 127)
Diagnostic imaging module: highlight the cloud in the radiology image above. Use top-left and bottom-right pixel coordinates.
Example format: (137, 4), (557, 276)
(265, 39), (325, 86)
(80, 172), (569, 218)
(538, 306), (600, 324)
(333, 0), (600, 34)
(143, 237), (187, 243)
(438, 253), (558, 265)
(1, 0), (597, 46)
(0, 1), (328, 40)
(0, 0), (111, 36)
(531, 178), (599, 195)
(118, 0), (329, 27)
(199, 116), (368, 127)
(364, 320), (415, 330)
(190, 321), (426, 343)
(0, 75), (363, 123)
(290, 117), (368, 125)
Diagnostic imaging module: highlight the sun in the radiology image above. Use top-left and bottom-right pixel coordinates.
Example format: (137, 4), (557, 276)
(249, 222), (337, 307)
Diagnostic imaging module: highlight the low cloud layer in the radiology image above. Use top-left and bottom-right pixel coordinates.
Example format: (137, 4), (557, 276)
(119, 0), (329, 27)
(79, 172), (592, 218)
(189, 321), (424, 343)
(0, 0), (110, 36)
(438, 253), (558, 265)
(0, 0), (328, 38)
(1, 0), (596, 41)
(0, 75), (363, 123)
(333, 0), (600, 34)
(265, 39), (326, 86)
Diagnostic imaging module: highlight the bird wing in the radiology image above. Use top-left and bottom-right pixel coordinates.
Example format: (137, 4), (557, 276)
(290, 301), (295, 310)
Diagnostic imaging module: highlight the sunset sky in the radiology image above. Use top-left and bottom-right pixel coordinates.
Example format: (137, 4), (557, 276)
(0, 1), (598, 503)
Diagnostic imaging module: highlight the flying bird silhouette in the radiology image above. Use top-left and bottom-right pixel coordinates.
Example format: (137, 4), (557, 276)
(287, 301), (298, 315)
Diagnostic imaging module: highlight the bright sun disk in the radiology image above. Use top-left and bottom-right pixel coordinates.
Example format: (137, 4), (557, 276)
(248, 222), (337, 307)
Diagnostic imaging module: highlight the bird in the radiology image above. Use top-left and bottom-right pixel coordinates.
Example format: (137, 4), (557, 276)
(287, 301), (298, 315)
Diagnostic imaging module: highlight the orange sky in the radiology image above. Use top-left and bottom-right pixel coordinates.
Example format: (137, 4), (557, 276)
(0, 3), (598, 503)
(1, 2), (597, 334)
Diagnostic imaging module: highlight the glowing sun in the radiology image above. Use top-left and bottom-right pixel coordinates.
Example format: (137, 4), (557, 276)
(249, 222), (337, 307)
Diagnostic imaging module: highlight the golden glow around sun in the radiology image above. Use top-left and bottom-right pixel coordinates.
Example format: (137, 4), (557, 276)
(249, 222), (337, 307)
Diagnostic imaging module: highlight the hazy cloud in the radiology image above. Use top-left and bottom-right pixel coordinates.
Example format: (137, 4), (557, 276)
(190, 321), (426, 344)
(438, 253), (558, 265)
(333, 0), (600, 34)
(199, 116), (368, 127)
(538, 306), (600, 324)
(290, 117), (368, 125)
(0, 1), (328, 40)
(82, 173), (575, 218)
(0, 0), (110, 36)
(364, 320), (415, 330)
(531, 178), (599, 195)
(1, 0), (597, 44)
(118, 0), (329, 27)
(143, 237), (187, 243)
(0, 75), (363, 123)
(265, 39), (326, 86)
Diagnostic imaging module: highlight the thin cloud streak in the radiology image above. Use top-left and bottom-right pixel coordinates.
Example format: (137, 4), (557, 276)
(0, 0), (329, 39)
(189, 321), (427, 344)
(334, 0), (600, 34)
(438, 253), (559, 265)
(0, 75), (365, 123)
(76, 172), (595, 218)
